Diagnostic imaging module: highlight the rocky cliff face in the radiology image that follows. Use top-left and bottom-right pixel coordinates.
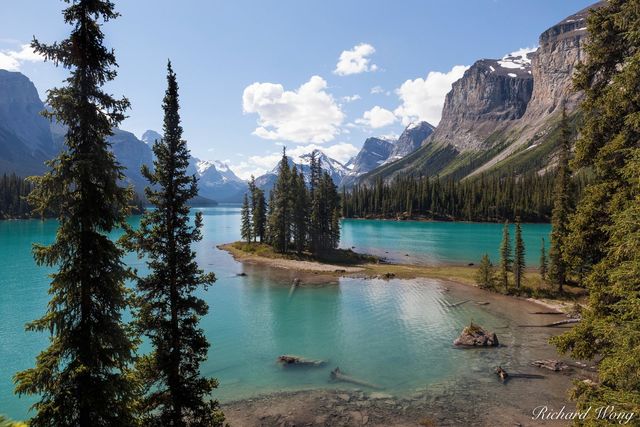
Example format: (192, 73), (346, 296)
(429, 52), (534, 151)
(468, 2), (603, 176)
(387, 121), (434, 161)
(362, 2), (602, 183)
(523, 3), (594, 120)
(0, 70), (56, 176)
(340, 137), (394, 187)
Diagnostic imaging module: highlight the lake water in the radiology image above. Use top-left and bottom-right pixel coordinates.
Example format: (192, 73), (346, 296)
(0, 207), (567, 421)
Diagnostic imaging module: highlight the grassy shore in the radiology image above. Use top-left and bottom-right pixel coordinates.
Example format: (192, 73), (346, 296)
(220, 241), (586, 311)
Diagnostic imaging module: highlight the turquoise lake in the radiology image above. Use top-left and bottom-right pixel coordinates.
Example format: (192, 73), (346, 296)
(0, 207), (564, 420)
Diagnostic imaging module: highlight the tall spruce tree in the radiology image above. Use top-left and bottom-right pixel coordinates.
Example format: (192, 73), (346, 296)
(13, 2), (138, 425)
(499, 220), (512, 292)
(125, 62), (224, 426)
(308, 151), (322, 253)
(539, 237), (548, 281)
(513, 217), (525, 289)
(548, 107), (572, 292)
(249, 176), (266, 242)
(290, 167), (308, 254)
(268, 148), (292, 253)
(241, 193), (252, 243)
(551, 0), (640, 418)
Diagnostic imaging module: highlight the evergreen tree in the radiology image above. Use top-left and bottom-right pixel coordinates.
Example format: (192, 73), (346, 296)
(499, 220), (512, 292)
(308, 151), (322, 253)
(475, 254), (495, 290)
(290, 167), (308, 254)
(548, 107), (572, 292)
(13, 3), (138, 425)
(539, 237), (548, 281)
(249, 176), (266, 242)
(241, 193), (252, 243)
(551, 1), (640, 418)
(268, 148), (292, 253)
(124, 62), (224, 426)
(513, 217), (525, 289)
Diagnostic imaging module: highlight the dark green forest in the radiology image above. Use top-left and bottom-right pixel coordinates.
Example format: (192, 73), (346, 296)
(342, 169), (591, 223)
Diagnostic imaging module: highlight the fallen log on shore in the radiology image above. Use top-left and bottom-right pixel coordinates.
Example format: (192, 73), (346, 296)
(446, 299), (470, 308)
(277, 355), (326, 367)
(529, 311), (563, 315)
(531, 359), (568, 371)
(330, 367), (382, 389)
(495, 366), (545, 383)
(518, 318), (581, 328)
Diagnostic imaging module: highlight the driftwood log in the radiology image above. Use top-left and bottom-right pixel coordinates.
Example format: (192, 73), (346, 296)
(277, 355), (325, 367)
(330, 367), (382, 389)
(529, 311), (563, 315)
(531, 359), (568, 371)
(518, 318), (581, 328)
(495, 366), (545, 383)
(446, 299), (470, 308)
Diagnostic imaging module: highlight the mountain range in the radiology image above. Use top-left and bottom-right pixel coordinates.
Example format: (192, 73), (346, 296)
(0, 2), (601, 201)
(357, 2), (601, 185)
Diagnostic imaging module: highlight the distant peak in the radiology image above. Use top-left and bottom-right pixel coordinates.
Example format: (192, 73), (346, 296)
(141, 129), (162, 145)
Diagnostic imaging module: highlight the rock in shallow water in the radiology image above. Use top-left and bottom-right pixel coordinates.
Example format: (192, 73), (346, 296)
(453, 322), (499, 347)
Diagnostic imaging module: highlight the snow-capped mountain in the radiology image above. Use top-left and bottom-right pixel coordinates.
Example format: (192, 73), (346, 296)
(255, 150), (349, 196)
(141, 129), (162, 146)
(142, 130), (247, 202)
(338, 121), (433, 188)
(194, 159), (246, 202)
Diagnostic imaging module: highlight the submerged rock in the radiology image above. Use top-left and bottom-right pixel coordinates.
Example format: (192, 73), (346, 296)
(453, 322), (499, 347)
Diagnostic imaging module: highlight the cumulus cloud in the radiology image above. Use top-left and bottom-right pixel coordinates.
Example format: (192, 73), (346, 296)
(355, 106), (397, 129)
(394, 65), (468, 126)
(334, 43), (378, 76)
(242, 75), (344, 144)
(229, 142), (359, 180)
(0, 44), (43, 71)
(370, 86), (385, 95)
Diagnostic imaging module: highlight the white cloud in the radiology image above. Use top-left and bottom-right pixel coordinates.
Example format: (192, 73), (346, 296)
(341, 94), (361, 103)
(242, 75), (344, 144)
(0, 44), (43, 71)
(229, 142), (359, 179)
(394, 65), (469, 126)
(334, 43), (378, 76)
(355, 106), (397, 129)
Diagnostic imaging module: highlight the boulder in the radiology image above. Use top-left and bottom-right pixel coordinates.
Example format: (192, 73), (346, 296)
(453, 322), (499, 347)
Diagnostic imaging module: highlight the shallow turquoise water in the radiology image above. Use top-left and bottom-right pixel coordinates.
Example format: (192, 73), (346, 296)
(340, 219), (550, 266)
(0, 208), (557, 419)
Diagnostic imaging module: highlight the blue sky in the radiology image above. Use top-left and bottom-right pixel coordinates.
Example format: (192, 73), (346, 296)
(1, 0), (594, 178)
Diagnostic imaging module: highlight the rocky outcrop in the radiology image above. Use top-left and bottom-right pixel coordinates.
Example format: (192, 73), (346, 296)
(387, 121), (434, 161)
(453, 323), (499, 347)
(427, 53), (534, 152)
